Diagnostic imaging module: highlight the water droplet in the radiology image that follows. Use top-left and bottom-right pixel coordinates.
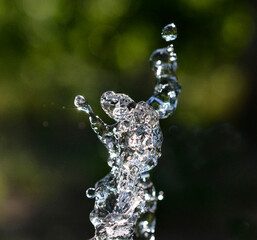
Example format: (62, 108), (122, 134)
(149, 48), (177, 77)
(167, 44), (174, 53)
(74, 95), (92, 114)
(74, 95), (86, 108)
(170, 52), (177, 62)
(161, 23), (177, 41)
(158, 191), (164, 201)
(86, 188), (96, 199)
(150, 48), (170, 67)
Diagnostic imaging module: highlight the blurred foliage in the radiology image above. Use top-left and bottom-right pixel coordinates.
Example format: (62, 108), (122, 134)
(0, 0), (256, 239)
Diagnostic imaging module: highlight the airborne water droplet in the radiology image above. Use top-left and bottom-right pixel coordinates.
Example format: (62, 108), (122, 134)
(74, 95), (92, 114)
(161, 23), (177, 42)
(158, 191), (164, 201)
(74, 95), (86, 108)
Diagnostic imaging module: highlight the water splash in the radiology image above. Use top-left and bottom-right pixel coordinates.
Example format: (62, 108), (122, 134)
(75, 23), (181, 239)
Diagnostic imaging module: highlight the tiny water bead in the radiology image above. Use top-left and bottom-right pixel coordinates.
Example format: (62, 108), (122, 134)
(167, 44), (174, 53)
(161, 23), (177, 41)
(74, 95), (93, 114)
(74, 95), (86, 108)
(157, 191), (164, 201)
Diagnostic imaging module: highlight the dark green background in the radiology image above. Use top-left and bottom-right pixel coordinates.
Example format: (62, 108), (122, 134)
(0, 0), (256, 239)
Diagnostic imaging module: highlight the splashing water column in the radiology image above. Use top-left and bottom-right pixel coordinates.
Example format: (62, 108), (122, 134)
(74, 23), (181, 240)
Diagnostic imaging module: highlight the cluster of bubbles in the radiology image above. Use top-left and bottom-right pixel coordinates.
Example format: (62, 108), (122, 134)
(74, 23), (180, 240)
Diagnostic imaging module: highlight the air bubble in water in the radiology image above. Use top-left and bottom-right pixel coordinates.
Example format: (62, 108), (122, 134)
(161, 23), (177, 41)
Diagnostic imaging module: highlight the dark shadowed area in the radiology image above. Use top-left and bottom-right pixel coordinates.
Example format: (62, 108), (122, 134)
(0, 0), (256, 239)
